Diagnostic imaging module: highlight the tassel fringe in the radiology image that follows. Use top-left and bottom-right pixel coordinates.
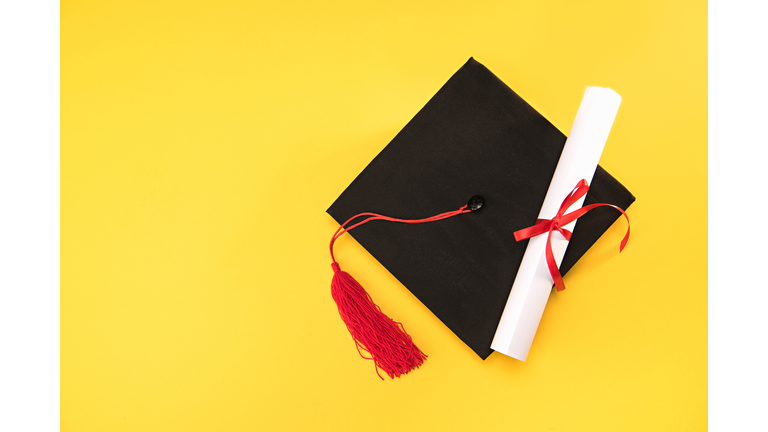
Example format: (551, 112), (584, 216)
(331, 262), (427, 379)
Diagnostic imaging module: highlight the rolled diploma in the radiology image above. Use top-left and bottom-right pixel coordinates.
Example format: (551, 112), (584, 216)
(490, 87), (622, 361)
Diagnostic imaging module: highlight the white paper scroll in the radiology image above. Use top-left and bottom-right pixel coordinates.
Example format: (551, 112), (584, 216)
(490, 87), (622, 361)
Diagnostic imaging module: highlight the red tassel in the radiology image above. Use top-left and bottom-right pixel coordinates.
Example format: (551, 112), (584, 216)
(330, 262), (426, 379)
(328, 202), (477, 378)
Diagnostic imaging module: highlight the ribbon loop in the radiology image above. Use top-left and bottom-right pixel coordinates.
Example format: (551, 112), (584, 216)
(513, 179), (630, 291)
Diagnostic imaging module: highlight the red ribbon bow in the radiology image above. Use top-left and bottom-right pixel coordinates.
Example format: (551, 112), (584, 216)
(513, 179), (631, 292)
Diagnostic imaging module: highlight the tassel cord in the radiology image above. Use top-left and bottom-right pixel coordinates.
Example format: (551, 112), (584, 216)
(330, 206), (470, 263)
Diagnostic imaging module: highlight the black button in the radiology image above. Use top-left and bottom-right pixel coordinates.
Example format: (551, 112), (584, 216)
(467, 195), (484, 211)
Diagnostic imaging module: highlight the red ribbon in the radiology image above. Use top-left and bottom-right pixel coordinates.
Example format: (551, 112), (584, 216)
(513, 179), (631, 292)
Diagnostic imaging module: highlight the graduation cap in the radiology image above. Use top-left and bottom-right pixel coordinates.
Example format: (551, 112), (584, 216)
(327, 58), (634, 379)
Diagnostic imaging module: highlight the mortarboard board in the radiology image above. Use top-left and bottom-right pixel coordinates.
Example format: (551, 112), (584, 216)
(327, 57), (635, 370)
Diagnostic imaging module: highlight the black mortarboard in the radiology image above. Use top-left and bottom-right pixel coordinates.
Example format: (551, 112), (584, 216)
(327, 58), (635, 369)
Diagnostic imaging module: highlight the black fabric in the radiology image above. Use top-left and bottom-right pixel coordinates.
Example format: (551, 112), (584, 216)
(327, 58), (635, 359)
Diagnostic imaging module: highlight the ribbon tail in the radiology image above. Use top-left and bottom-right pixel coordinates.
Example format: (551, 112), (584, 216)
(618, 211), (631, 252)
(545, 229), (567, 292)
(572, 203), (631, 252)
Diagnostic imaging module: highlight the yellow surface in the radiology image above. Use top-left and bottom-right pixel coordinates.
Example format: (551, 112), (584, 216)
(62, 1), (707, 430)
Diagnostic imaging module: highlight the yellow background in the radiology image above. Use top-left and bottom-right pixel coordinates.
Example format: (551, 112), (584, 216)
(62, 0), (707, 430)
